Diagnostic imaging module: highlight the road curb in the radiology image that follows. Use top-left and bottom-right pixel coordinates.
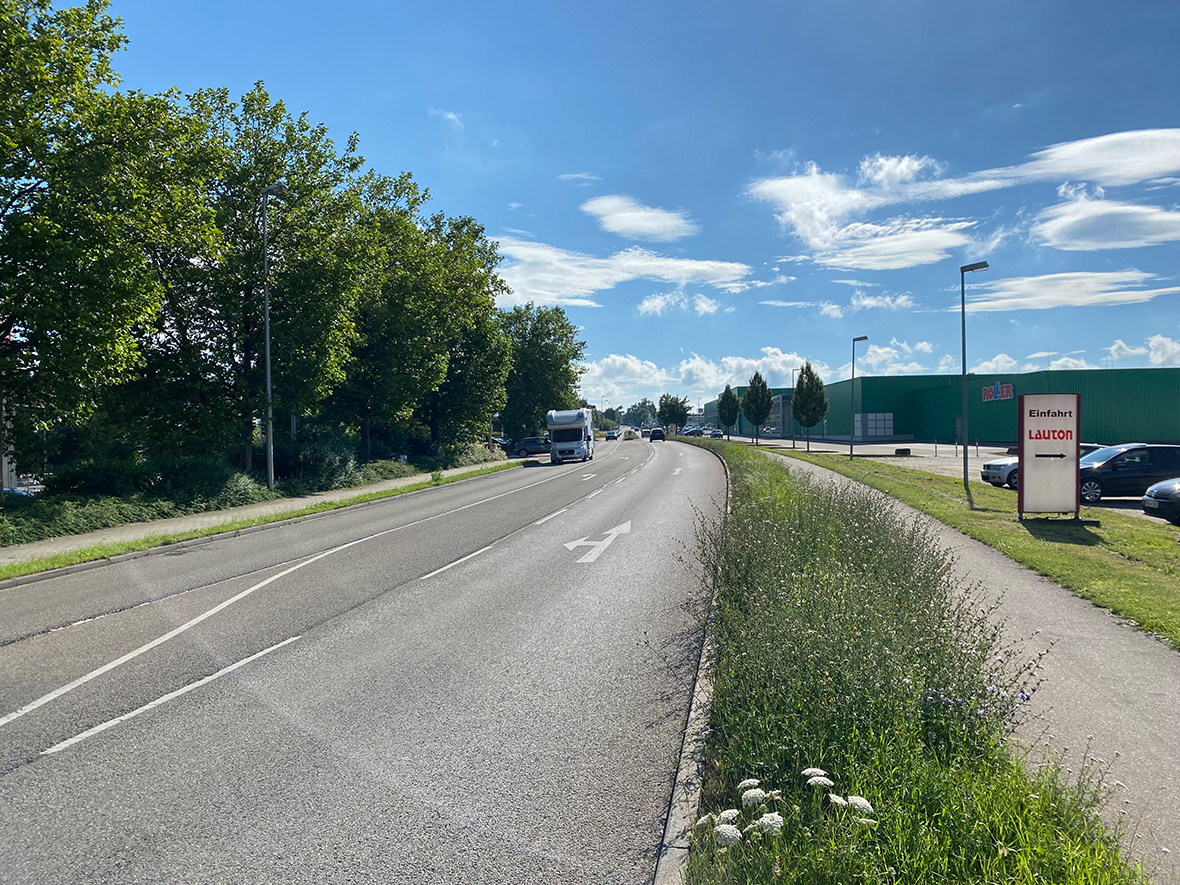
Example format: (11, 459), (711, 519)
(653, 443), (730, 885)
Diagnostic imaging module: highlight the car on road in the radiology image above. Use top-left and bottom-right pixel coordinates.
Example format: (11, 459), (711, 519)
(679, 426), (700, 436)
(1079, 443), (1180, 503)
(1142, 477), (1180, 524)
(514, 436), (550, 457)
(649, 427), (666, 441)
(641, 428), (651, 438)
(605, 429), (620, 440)
(711, 429), (724, 439)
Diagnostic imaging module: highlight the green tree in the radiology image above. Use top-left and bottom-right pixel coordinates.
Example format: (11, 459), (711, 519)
(717, 385), (740, 439)
(791, 361), (828, 451)
(741, 371), (773, 446)
(500, 303), (585, 441)
(623, 398), (656, 428)
(0, 1), (217, 464)
(657, 393), (690, 429)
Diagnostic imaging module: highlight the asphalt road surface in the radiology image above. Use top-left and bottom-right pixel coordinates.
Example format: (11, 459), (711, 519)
(0, 439), (726, 884)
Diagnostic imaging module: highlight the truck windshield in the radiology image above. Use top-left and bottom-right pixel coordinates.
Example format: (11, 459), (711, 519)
(552, 428), (582, 442)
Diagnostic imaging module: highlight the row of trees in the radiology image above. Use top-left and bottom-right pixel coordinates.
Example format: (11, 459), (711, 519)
(2, 1), (584, 480)
(715, 364), (829, 447)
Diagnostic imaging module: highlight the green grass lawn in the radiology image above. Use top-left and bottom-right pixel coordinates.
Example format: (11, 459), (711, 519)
(773, 450), (1180, 649)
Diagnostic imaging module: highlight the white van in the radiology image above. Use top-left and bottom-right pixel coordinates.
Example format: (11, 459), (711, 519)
(546, 409), (594, 463)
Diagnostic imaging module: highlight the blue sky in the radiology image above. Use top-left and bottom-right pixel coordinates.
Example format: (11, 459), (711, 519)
(107, 0), (1180, 410)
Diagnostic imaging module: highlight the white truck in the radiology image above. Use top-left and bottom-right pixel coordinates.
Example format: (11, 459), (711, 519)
(546, 408), (595, 463)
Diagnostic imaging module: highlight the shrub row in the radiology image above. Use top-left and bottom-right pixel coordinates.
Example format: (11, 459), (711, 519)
(686, 440), (1145, 884)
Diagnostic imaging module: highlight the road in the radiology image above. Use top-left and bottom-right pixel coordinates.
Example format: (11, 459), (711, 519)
(0, 439), (726, 884)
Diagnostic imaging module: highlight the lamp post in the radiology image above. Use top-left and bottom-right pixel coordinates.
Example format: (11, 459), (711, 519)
(960, 260), (989, 506)
(260, 181), (288, 492)
(850, 336), (867, 460)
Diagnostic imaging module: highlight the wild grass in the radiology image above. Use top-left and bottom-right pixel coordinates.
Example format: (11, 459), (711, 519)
(776, 451), (1180, 649)
(684, 439), (1146, 885)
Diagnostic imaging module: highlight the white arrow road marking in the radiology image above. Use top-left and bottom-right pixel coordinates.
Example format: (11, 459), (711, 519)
(563, 521), (631, 563)
(673, 467), (682, 475)
(580, 474), (597, 481)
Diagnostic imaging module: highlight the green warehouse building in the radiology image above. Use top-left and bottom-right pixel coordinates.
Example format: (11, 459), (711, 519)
(704, 367), (1180, 446)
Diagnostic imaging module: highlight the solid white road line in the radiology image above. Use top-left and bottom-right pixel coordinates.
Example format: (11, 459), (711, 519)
(534, 508), (568, 525)
(41, 635), (301, 756)
(418, 545), (495, 580)
(0, 466), (583, 730)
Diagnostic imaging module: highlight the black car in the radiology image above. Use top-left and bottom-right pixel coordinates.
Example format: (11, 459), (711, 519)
(1079, 443), (1180, 503)
(1143, 478), (1180, 524)
(514, 436), (550, 457)
(649, 427), (666, 441)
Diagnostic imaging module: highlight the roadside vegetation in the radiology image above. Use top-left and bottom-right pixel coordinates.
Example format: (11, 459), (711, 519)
(776, 451), (1180, 650)
(685, 439), (1147, 884)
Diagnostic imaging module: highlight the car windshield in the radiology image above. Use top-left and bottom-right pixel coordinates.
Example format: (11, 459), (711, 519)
(1081, 445), (1134, 465)
(552, 427), (582, 442)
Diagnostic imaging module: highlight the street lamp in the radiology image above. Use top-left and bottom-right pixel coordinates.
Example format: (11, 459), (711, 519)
(260, 181), (288, 491)
(791, 366), (799, 448)
(960, 260), (989, 506)
(850, 336), (867, 460)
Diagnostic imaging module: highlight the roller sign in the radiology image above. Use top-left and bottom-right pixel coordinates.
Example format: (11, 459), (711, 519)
(1018, 393), (1080, 518)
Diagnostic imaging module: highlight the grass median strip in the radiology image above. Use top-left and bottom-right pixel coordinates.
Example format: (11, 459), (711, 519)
(772, 450), (1180, 650)
(0, 461), (522, 584)
(683, 439), (1146, 884)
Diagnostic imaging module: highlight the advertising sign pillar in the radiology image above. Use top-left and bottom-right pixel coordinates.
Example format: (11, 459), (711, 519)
(1018, 393), (1081, 519)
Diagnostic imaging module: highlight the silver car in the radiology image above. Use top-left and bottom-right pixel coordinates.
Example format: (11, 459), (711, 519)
(981, 456), (1019, 489)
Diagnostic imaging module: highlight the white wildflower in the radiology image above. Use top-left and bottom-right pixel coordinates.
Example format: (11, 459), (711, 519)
(716, 808), (741, 826)
(741, 788), (768, 807)
(828, 794), (848, 808)
(767, 789), (782, 800)
(694, 813), (715, 828)
(800, 767), (828, 778)
(855, 817), (879, 828)
(847, 795), (874, 815)
(743, 823), (758, 834)
(714, 823), (741, 847)
(736, 778), (760, 791)
(806, 775), (834, 789)
(756, 812), (784, 834)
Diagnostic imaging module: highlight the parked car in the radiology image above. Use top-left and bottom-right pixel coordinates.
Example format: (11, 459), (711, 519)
(514, 436), (550, 457)
(680, 426), (700, 436)
(1143, 477), (1180, 524)
(649, 427), (666, 441)
(605, 429), (620, 440)
(711, 429), (724, 439)
(1079, 443), (1180, 503)
(981, 456), (1020, 489)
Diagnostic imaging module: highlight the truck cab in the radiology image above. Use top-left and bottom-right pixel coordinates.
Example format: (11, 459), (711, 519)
(546, 409), (594, 463)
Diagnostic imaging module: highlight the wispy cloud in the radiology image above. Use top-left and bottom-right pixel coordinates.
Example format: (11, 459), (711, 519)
(1032, 198), (1180, 250)
(850, 291), (915, 311)
(1108, 339), (1148, 360)
(558, 172), (602, 185)
(581, 194), (699, 242)
(496, 238), (750, 308)
(963, 270), (1180, 313)
(694, 294), (720, 315)
(428, 107), (464, 130)
(638, 292), (685, 316)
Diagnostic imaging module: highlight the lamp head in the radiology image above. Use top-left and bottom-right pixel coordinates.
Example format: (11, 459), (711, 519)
(261, 182), (289, 198)
(853, 335), (868, 342)
(960, 260), (989, 274)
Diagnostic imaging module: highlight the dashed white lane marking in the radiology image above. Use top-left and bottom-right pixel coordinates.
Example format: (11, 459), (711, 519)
(534, 508), (568, 525)
(419, 545), (495, 580)
(41, 635), (301, 756)
(580, 474), (597, 481)
(587, 489), (603, 498)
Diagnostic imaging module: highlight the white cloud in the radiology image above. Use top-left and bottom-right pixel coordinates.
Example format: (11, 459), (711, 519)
(858, 153), (943, 189)
(819, 302), (844, 319)
(558, 172), (601, 185)
(814, 219), (975, 270)
(496, 238), (751, 308)
(1108, 339), (1149, 360)
(759, 300), (814, 308)
(1033, 199), (1180, 250)
(862, 344), (900, 368)
(1026, 350), (1059, 360)
(507, 202), (522, 210)
(694, 294), (720, 316)
(579, 353), (673, 401)
(964, 270), (1180, 313)
(1050, 356), (1099, 370)
(914, 341), (934, 353)
(971, 353), (1019, 374)
(938, 354), (957, 372)
(1149, 335), (1180, 366)
(428, 107), (464, 129)
(638, 292), (685, 316)
(831, 278), (881, 287)
(885, 361), (927, 374)
(677, 347), (821, 392)
(581, 194), (699, 241)
(890, 337), (913, 354)
(850, 291), (916, 311)
(503, 227), (533, 237)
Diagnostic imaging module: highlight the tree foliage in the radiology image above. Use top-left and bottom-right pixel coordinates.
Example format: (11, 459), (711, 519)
(792, 361), (828, 451)
(622, 398), (656, 428)
(717, 385), (740, 438)
(741, 372), (774, 445)
(657, 393), (690, 429)
(500, 303), (585, 442)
